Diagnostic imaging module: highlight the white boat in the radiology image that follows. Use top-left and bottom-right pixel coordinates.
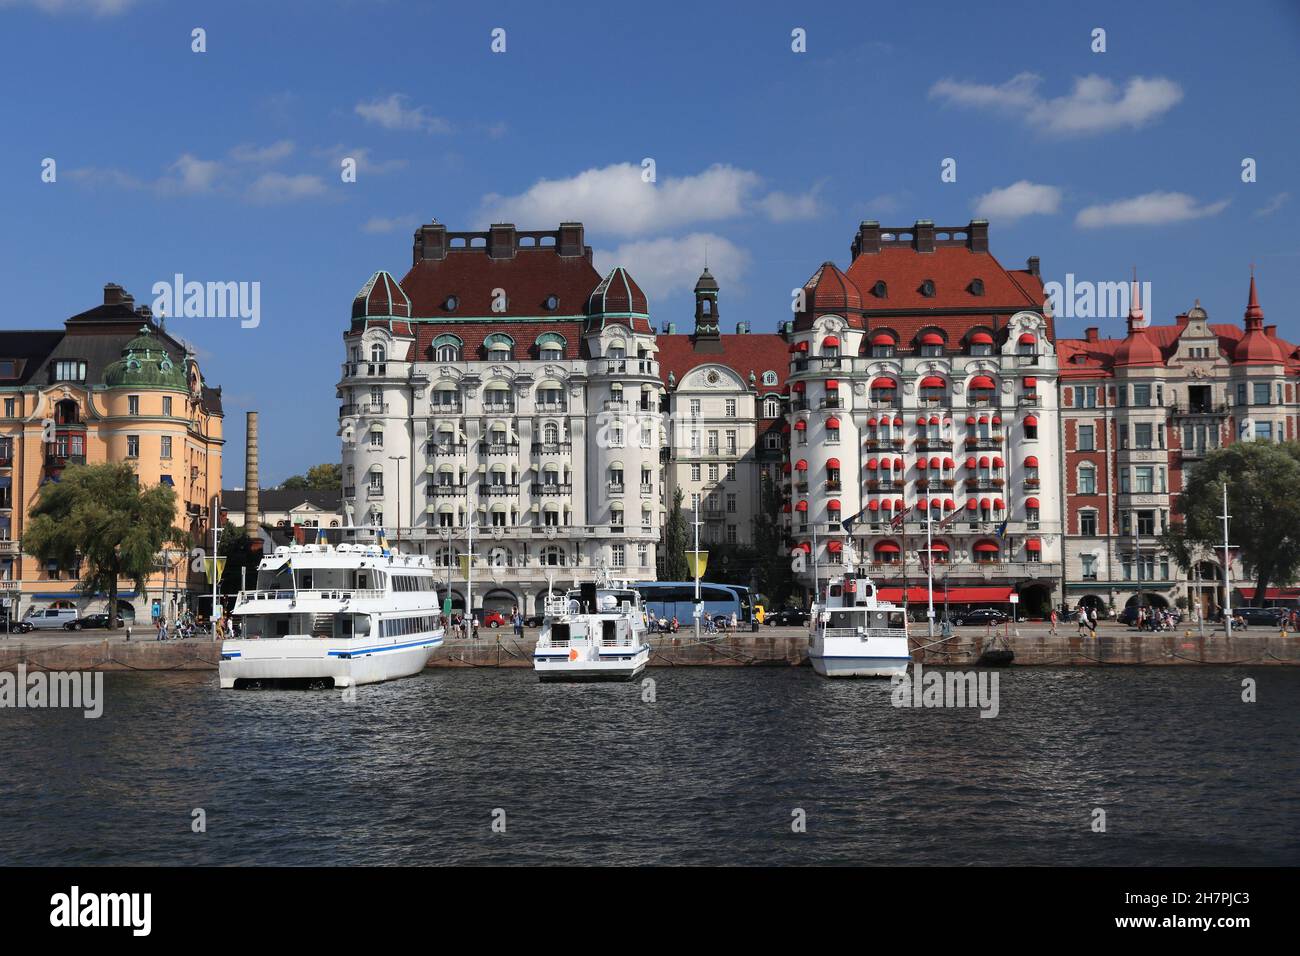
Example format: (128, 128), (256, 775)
(533, 574), (651, 682)
(219, 542), (444, 689)
(808, 568), (912, 678)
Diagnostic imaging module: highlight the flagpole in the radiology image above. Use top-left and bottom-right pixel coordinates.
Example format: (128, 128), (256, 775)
(1221, 482), (1232, 638)
(926, 512), (935, 639)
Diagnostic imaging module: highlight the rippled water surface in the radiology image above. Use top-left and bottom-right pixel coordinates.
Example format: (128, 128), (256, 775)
(1, 667), (1296, 865)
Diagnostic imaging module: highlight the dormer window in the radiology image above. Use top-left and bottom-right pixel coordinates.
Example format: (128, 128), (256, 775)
(918, 331), (944, 357)
(544, 294), (559, 311)
(443, 295), (459, 312)
(969, 278), (985, 296)
(484, 333), (514, 362)
(433, 334), (462, 363)
(920, 279), (936, 298)
(968, 331), (994, 357)
(872, 280), (887, 298)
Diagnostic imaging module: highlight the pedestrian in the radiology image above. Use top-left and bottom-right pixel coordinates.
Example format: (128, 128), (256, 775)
(125, 623), (132, 643)
(1049, 608), (1058, 636)
(1089, 607), (1098, 632)
(1076, 607), (1088, 636)
(730, 610), (738, 635)
(156, 617), (166, 642)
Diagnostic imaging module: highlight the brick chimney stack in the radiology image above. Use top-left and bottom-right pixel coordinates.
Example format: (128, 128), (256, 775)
(413, 220), (448, 264)
(488, 223), (517, 260)
(968, 220), (990, 253)
(913, 220), (936, 253)
(557, 222), (585, 258)
(851, 220), (882, 260)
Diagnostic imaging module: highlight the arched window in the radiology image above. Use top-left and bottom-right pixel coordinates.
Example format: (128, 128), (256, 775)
(370, 343), (387, 363)
(484, 381), (512, 410)
(764, 396), (780, 419)
(433, 334), (462, 363)
(536, 332), (566, 362)
(541, 545), (566, 566)
(536, 380), (564, 409)
(484, 333), (514, 361)
(762, 370), (778, 386)
(543, 422), (559, 444)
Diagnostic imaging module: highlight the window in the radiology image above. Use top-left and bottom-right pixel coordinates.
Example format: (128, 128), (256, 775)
(762, 371), (777, 386)
(1078, 464), (1096, 495)
(1119, 469), (1130, 494)
(726, 493), (737, 513)
(1237, 383), (1247, 405)
(726, 525), (738, 544)
(1136, 511), (1156, 536)
(1134, 423), (1153, 449)
(1257, 422), (1274, 441)
(707, 431), (719, 454)
(610, 424), (624, 448)
(1023, 418), (1038, 440)
(485, 333), (514, 361)
(1078, 425), (1095, 451)
(708, 464), (719, 481)
(611, 544), (625, 569)
(1253, 382), (1270, 405)
(726, 464), (736, 481)
(690, 464), (701, 481)
(689, 399), (701, 418)
(1132, 384), (1151, 407)
(1135, 466), (1154, 494)
(127, 435), (139, 458)
(726, 430), (737, 454)
(826, 422), (840, 444)
(370, 429), (383, 448)
(3, 399), (13, 417)
(163, 396), (173, 416)
(160, 436), (172, 459)
(1076, 386), (1098, 408)
(725, 399), (736, 418)
(1081, 553), (1097, 578)
(1080, 512), (1097, 536)
(369, 470), (383, 492)
(128, 395), (140, 415)
(54, 360), (86, 382)
(537, 333), (565, 361)
(370, 344), (386, 363)
(638, 543), (649, 567)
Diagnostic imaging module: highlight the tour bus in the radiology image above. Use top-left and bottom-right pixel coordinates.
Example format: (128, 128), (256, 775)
(632, 581), (752, 627)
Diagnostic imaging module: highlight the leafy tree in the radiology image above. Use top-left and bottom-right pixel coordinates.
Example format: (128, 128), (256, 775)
(1162, 441), (1300, 606)
(751, 471), (796, 605)
(658, 487), (690, 581)
(279, 463), (342, 491)
(218, 521), (261, 596)
(24, 462), (183, 617)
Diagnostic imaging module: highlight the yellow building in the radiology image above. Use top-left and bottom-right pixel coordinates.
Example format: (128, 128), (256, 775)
(0, 283), (224, 625)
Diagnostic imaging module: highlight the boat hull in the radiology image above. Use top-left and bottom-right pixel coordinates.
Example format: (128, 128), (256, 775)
(533, 644), (650, 682)
(809, 654), (910, 678)
(218, 632), (443, 689)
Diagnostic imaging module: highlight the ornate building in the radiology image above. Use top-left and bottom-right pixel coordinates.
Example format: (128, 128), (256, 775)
(0, 284), (225, 624)
(339, 221), (663, 617)
(782, 220), (1061, 615)
(1056, 272), (1299, 616)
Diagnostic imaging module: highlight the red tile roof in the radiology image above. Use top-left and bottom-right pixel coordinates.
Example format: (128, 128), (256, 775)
(399, 246), (604, 320)
(1057, 322), (1300, 378)
(656, 334), (791, 394)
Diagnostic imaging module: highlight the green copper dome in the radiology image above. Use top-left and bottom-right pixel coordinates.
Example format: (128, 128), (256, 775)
(103, 326), (189, 390)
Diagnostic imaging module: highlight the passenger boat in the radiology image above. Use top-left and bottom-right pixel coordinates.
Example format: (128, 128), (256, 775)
(533, 573), (651, 682)
(219, 541), (444, 689)
(808, 567), (913, 678)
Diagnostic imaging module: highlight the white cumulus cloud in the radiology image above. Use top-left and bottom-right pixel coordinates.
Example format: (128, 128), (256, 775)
(246, 172), (328, 204)
(973, 181), (1062, 222)
(229, 140), (295, 164)
(1075, 191), (1229, 228)
(355, 94), (451, 133)
(931, 72), (1182, 135)
(594, 233), (750, 303)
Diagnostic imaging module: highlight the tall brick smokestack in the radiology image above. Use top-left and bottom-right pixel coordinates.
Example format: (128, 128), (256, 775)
(245, 411), (260, 539)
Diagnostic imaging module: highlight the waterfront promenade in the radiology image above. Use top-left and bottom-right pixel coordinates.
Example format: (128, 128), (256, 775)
(1, 623), (1296, 672)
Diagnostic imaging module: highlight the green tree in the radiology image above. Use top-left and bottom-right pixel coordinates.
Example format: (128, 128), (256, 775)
(751, 471), (795, 605)
(24, 462), (183, 618)
(659, 487), (690, 581)
(218, 521), (261, 596)
(279, 463), (342, 491)
(1162, 441), (1300, 606)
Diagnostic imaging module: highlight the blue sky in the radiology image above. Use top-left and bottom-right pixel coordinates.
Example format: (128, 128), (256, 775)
(1, 0), (1297, 483)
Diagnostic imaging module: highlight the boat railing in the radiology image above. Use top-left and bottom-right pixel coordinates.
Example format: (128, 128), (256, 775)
(235, 588), (387, 603)
(821, 625), (909, 641)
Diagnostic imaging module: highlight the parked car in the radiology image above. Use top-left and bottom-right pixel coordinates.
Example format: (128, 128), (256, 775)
(1233, 606), (1286, 627)
(763, 606), (809, 626)
(3, 619), (34, 633)
(65, 613), (124, 631)
(480, 610), (510, 629)
(951, 607), (1012, 627)
(24, 607), (79, 630)
(523, 614), (545, 628)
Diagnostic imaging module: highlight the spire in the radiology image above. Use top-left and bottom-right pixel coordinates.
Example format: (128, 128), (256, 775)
(692, 266), (721, 349)
(1245, 265), (1264, 328)
(1127, 266), (1144, 330)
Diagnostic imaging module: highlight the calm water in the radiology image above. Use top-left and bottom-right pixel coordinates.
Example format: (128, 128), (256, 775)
(0, 667), (1296, 866)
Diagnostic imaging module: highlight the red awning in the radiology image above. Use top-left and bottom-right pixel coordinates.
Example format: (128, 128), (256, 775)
(828, 540), (843, 552)
(916, 497), (929, 509)
(980, 498), (991, 509)
(966, 498), (978, 510)
(892, 417), (903, 427)
(793, 341), (809, 352)
(970, 375), (996, 389)
(866, 459), (878, 470)
(894, 458), (905, 469)
(797, 541), (811, 553)
(822, 335), (840, 347)
(868, 500), (880, 511)
(894, 498), (904, 510)
(974, 541), (1000, 553)
(878, 587), (941, 603)
(917, 459), (928, 470)
(866, 417), (878, 427)
(979, 415), (989, 425)
(794, 419), (806, 430)
(970, 331), (994, 345)
(1024, 455), (1039, 467)
(872, 377), (898, 389)
(1019, 332), (1037, 345)
(929, 456), (941, 469)
(966, 415), (977, 425)
(916, 415), (927, 426)
(1026, 497), (1040, 508)
(1026, 537), (1041, 550)
(920, 332), (944, 345)
(1023, 376), (1037, 387)
(1239, 587), (1300, 599)
(930, 541), (951, 552)
(879, 499), (891, 511)
(827, 499), (841, 511)
(992, 456), (1004, 468)
(872, 333), (895, 346)
(946, 586), (1013, 602)
(926, 415), (938, 426)
(826, 457), (841, 469)
(825, 379), (839, 389)
(920, 376), (945, 388)
(944, 498), (955, 510)
(992, 415), (1002, 425)
(875, 541), (901, 553)
(792, 381), (805, 392)
(966, 456), (977, 468)
(796, 500), (809, 512)
(782, 503), (791, 513)
(993, 498), (1005, 509)
(1024, 415), (1039, 426)
(979, 456), (990, 467)
(826, 417), (841, 429)
(795, 459), (808, 471)
(943, 457), (955, 468)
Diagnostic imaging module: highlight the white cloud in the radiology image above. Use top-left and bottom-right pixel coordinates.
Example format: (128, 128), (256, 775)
(479, 162), (761, 237)
(230, 140), (295, 164)
(361, 215), (414, 235)
(755, 183), (825, 222)
(930, 72), (1182, 135)
(246, 172), (328, 204)
(594, 233), (750, 302)
(1255, 192), (1291, 218)
(315, 144), (407, 176)
(1076, 191), (1229, 228)
(861, 192), (906, 218)
(0, 0), (136, 14)
(156, 154), (222, 195)
(973, 181), (1062, 222)
(355, 94), (451, 133)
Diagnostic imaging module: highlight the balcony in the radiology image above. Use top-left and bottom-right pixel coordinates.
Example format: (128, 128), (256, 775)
(427, 484), (468, 498)
(428, 442), (467, 456)
(478, 441), (520, 455)
(965, 436), (1004, 450)
(480, 484), (520, 497)
(532, 442), (572, 455)
(339, 403), (359, 417)
(482, 401), (515, 414)
(363, 403), (389, 415)
(607, 482), (625, 495)
(366, 486), (385, 499)
(428, 401), (463, 415)
(342, 361), (400, 378)
(1023, 477), (1041, 490)
(915, 437), (953, 451)
(603, 358), (659, 377)
(0, 540), (18, 555)
(1018, 394), (1040, 407)
(532, 483), (572, 496)
(534, 401), (568, 413)
(640, 483), (655, 496)
(818, 398), (842, 410)
(825, 479), (842, 492)
(604, 399), (636, 412)
(964, 479), (1005, 492)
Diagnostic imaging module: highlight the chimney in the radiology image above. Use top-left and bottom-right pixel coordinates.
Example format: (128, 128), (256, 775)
(488, 223), (517, 260)
(851, 220), (881, 260)
(1085, 327), (1099, 343)
(968, 220), (989, 253)
(103, 283), (133, 306)
(665, 322), (677, 335)
(736, 321), (749, 334)
(557, 222), (584, 257)
(1175, 312), (1189, 327)
(413, 220), (447, 263)
(244, 411), (260, 540)
(1026, 255), (1040, 277)
(913, 219), (936, 253)
(1266, 324), (1278, 338)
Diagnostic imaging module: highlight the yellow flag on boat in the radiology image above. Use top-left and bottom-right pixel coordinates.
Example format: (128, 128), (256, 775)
(686, 549), (709, 578)
(202, 556), (227, 584)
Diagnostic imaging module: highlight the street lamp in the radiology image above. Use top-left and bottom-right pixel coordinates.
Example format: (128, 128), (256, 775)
(388, 454), (407, 545)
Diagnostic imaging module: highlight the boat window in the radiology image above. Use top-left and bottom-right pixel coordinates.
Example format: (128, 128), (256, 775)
(888, 612), (905, 628)
(829, 585), (842, 597)
(829, 611), (857, 629)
